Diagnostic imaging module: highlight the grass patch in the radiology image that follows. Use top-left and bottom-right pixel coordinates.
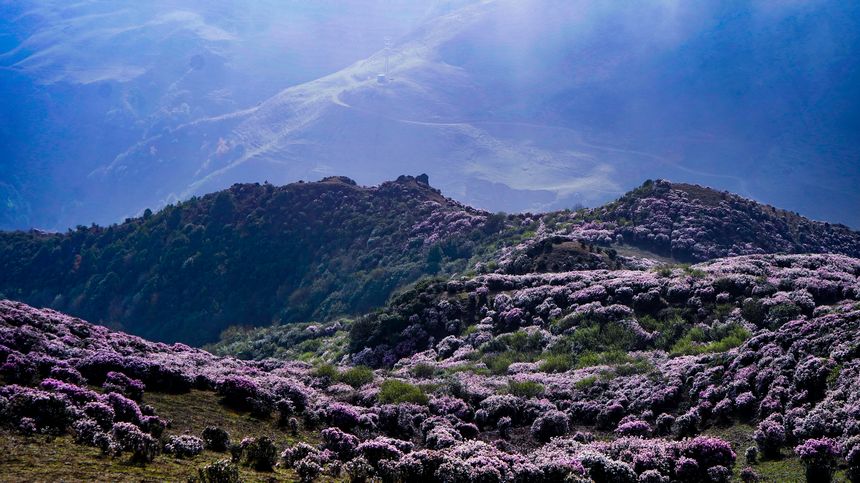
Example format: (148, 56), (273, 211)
(0, 431), (298, 483)
(0, 389), (318, 482)
(700, 423), (834, 482)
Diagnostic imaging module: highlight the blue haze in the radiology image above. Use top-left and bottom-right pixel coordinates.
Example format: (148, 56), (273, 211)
(1, 0), (858, 229)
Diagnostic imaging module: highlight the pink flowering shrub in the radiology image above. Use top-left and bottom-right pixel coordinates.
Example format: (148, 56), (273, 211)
(233, 436), (277, 471)
(683, 436), (736, 471)
(754, 416), (786, 458)
(325, 402), (360, 430)
(320, 427), (359, 459)
(218, 376), (271, 416)
(615, 419), (651, 437)
(164, 434), (204, 458)
(530, 410), (569, 442)
(795, 438), (840, 483)
(103, 371), (145, 402)
(111, 422), (159, 463)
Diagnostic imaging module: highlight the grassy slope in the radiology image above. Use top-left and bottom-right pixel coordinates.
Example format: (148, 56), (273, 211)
(703, 424), (850, 483)
(0, 389), (325, 482)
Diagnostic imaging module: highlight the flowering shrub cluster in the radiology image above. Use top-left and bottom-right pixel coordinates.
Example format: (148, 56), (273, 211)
(0, 299), (319, 468)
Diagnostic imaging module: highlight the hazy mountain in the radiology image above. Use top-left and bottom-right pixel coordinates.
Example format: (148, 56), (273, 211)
(2, 0), (859, 229)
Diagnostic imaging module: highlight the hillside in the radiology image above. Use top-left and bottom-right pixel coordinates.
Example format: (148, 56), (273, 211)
(2, 251), (860, 481)
(0, 175), (495, 345)
(497, 180), (860, 272)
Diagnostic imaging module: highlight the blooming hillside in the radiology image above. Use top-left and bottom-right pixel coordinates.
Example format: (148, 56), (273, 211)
(4, 251), (860, 481)
(507, 180), (860, 266)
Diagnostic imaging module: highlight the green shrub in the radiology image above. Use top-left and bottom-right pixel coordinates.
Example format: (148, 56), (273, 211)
(826, 364), (842, 387)
(568, 320), (637, 353)
(411, 363), (437, 379)
(483, 352), (516, 375)
(670, 325), (750, 356)
(714, 303), (735, 319)
(638, 314), (688, 350)
(682, 265), (707, 278)
(575, 350), (634, 368)
(506, 380), (545, 398)
(575, 376), (597, 390)
(377, 379), (428, 405)
(656, 266), (674, 277)
(496, 330), (544, 353)
(613, 359), (654, 376)
(539, 354), (574, 373)
(741, 298), (766, 325)
(768, 303), (802, 329)
(338, 366), (374, 388)
(312, 363), (338, 381)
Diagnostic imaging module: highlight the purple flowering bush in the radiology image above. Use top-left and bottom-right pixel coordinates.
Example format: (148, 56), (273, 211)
(530, 410), (569, 442)
(103, 371), (145, 402)
(218, 376), (271, 415)
(111, 421), (159, 463)
(795, 438), (840, 483)
(233, 436), (278, 471)
(753, 416), (786, 458)
(164, 434), (204, 458)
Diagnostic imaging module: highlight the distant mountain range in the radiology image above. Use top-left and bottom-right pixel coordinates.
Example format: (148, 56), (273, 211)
(3, 0), (859, 230)
(1, 176), (857, 345)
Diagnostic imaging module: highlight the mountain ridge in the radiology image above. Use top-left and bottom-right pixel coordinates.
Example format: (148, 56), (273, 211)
(0, 174), (493, 345)
(1, 176), (858, 346)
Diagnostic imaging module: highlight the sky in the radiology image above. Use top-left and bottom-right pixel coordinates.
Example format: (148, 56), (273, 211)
(1, 0), (858, 229)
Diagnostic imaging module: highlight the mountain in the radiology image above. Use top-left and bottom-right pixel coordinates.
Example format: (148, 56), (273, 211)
(0, 175), (496, 345)
(3, 0), (860, 230)
(499, 179), (860, 271)
(2, 177), (858, 347)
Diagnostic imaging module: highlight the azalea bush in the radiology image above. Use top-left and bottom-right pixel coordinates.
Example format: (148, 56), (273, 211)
(795, 438), (840, 483)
